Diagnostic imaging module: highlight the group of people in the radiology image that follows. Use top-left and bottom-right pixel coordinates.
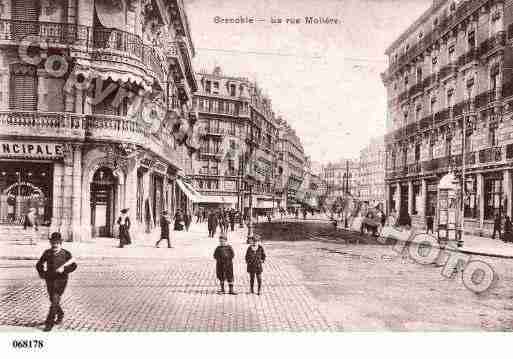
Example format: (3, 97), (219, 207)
(207, 208), (240, 238)
(213, 234), (266, 295)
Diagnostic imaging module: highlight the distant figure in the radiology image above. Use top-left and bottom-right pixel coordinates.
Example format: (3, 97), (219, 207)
(195, 209), (201, 223)
(174, 210), (183, 231)
(23, 207), (38, 245)
(213, 233), (236, 295)
(504, 216), (513, 243)
(156, 210), (172, 248)
(117, 208), (131, 248)
(184, 211), (192, 232)
(492, 213), (502, 239)
(426, 212), (434, 234)
(208, 211), (218, 238)
(229, 209), (236, 231)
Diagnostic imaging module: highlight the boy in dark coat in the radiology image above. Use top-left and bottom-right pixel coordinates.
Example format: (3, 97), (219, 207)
(245, 235), (266, 295)
(213, 234), (236, 294)
(36, 232), (77, 332)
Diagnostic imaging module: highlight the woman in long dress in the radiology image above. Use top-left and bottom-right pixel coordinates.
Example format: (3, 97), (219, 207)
(117, 208), (131, 248)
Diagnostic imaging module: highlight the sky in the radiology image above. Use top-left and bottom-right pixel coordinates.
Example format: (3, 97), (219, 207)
(184, 0), (432, 163)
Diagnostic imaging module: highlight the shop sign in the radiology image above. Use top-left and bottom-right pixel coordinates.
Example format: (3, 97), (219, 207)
(0, 141), (63, 158)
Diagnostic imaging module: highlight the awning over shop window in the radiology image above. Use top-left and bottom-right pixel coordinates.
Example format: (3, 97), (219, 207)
(95, 0), (127, 31)
(176, 178), (203, 203)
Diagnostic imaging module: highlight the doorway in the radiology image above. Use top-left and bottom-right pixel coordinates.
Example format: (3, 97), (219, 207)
(90, 167), (117, 237)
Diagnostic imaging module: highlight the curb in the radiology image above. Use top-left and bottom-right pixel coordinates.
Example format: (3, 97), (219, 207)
(336, 227), (513, 259)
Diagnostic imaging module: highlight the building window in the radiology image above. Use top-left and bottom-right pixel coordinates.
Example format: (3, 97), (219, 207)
(416, 67), (422, 83)
(490, 67), (499, 93)
(484, 177), (503, 220)
(415, 144), (421, 162)
(445, 135), (452, 156)
(9, 64), (38, 111)
(430, 97), (437, 114)
(412, 183), (421, 215)
(468, 31), (475, 49)
(489, 123), (498, 146)
(205, 80), (211, 93)
(464, 175), (477, 218)
(448, 45), (455, 63)
(230, 84), (236, 97)
(213, 81), (219, 94)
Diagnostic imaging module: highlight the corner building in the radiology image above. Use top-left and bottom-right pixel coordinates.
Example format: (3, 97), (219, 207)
(382, 0), (513, 236)
(0, 0), (198, 241)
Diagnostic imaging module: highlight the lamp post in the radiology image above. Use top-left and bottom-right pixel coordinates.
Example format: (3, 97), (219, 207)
(343, 161), (352, 228)
(245, 173), (257, 243)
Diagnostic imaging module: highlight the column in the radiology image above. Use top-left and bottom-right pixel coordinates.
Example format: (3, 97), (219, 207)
(59, 145), (74, 241)
(408, 181), (413, 215)
(477, 173), (484, 229)
(420, 179), (427, 217)
(385, 183), (390, 214)
(125, 159), (140, 236)
(71, 144), (82, 241)
(50, 163), (64, 234)
(504, 170), (512, 219)
(395, 183), (401, 213)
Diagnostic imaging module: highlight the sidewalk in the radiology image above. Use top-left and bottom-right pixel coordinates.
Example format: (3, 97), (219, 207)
(0, 222), (249, 261)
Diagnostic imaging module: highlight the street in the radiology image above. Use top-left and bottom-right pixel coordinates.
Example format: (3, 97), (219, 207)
(1, 220), (513, 331)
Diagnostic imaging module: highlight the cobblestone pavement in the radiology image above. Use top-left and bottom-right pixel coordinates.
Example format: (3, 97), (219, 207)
(2, 220), (513, 331)
(0, 254), (336, 331)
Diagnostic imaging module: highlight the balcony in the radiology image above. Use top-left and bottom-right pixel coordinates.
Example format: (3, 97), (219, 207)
(408, 82), (423, 97)
(457, 48), (479, 67)
(199, 148), (223, 158)
(0, 19), (89, 47)
(434, 108), (450, 124)
(245, 135), (261, 147)
(479, 147), (502, 164)
(201, 127), (225, 137)
(407, 162), (421, 175)
(224, 169), (238, 177)
(478, 31), (506, 57)
(0, 111), (86, 140)
(438, 64), (456, 80)
(475, 90), (498, 109)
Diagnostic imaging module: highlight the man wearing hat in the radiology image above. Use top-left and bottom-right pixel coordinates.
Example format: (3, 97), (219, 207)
(213, 233), (237, 295)
(156, 210), (172, 248)
(36, 232), (77, 331)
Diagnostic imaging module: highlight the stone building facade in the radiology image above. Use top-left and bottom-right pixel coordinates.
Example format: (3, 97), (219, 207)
(275, 118), (308, 210)
(321, 159), (360, 204)
(382, 0), (513, 236)
(191, 66), (279, 214)
(0, 0), (198, 241)
(358, 136), (386, 206)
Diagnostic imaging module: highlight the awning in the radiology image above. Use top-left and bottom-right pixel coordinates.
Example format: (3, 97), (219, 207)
(176, 178), (203, 203)
(95, 0), (127, 31)
(198, 195), (237, 205)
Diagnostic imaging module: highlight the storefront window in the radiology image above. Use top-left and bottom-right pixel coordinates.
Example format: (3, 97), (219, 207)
(464, 175), (477, 218)
(412, 183), (421, 215)
(484, 177), (503, 220)
(0, 162), (52, 225)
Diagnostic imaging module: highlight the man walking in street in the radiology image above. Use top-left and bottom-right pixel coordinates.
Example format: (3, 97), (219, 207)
(213, 233), (237, 295)
(156, 210), (172, 248)
(229, 209), (236, 232)
(208, 210), (218, 238)
(36, 232), (77, 332)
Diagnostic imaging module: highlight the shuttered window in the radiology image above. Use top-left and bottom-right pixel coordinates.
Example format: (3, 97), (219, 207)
(11, 0), (40, 41)
(9, 64), (38, 111)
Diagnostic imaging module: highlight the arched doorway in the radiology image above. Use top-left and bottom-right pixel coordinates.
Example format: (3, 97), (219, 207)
(90, 167), (118, 237)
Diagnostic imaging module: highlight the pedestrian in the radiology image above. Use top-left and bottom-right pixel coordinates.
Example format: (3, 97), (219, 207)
(184, 211), (192, 232)
(426, 212), (434, 234)
(207, 210), (218, 238)
(229, 209), (235, 231)
(23, 207), (38, 245)
(116, 208), (131, 248)
(196, 209), (201, 223)
(504, 216), (513, 243)
(492, 213), (502, 239)
(213, 233), (237, 295)
(36, 232), (77, 332)
(202, 209), (207, 223)
(174, 210), (183, 231)
(245, 235), (266, 295)
(155, 210), (172, 248)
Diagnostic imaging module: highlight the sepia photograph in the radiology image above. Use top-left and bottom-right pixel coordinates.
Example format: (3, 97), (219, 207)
(1, 0), (513, 355)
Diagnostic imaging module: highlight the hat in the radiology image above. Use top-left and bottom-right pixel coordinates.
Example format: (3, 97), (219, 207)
(121, 208), (129, 214)
(162, 210), (168, 215)
(219, 233), (227, 241)
(49, 232), (62, 243)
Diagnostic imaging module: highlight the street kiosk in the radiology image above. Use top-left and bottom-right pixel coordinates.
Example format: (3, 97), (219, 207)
(437, 172), (461, 246)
